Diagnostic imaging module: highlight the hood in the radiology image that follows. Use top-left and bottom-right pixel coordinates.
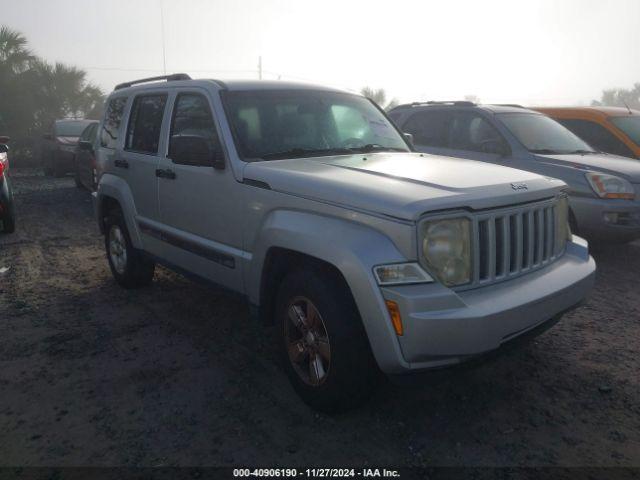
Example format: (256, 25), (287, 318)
(243, 152), (565, 221)
(56, 136), (80, 145)
(534, 153), (640, 182)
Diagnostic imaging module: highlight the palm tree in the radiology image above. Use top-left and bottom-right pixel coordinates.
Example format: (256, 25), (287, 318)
(360, 86), (399, 111)
(0, 26), (34, 74)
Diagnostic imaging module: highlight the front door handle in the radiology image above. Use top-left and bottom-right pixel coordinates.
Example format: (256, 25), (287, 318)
(155, 168), (176, 180)
(114, 159), (129, 169)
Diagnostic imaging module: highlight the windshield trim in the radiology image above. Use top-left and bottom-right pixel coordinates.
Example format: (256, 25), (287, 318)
(219, 89), (413, 163)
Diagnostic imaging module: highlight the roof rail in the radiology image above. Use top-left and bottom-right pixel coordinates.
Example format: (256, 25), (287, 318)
(492, 103), (525, 108)
(391, 100), (476, 110)
(114, 73), (192, 91)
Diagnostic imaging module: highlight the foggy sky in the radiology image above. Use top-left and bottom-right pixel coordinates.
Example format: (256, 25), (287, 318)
(2, 0), (639, 105)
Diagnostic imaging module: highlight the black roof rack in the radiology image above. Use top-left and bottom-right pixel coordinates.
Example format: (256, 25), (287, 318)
(114, 73), (192, 91)
(391, 100), (476, 110)
(492, 103), (525, 108)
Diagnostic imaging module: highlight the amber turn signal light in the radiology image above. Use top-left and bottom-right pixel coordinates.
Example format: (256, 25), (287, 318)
(385, 300), (403, 336)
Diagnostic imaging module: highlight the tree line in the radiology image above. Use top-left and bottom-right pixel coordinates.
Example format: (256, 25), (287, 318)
(0, 26), (104, 164)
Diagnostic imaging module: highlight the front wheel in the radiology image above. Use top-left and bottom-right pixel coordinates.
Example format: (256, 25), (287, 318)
(276, 268), (379, 412)
(104, 212), (155, 288)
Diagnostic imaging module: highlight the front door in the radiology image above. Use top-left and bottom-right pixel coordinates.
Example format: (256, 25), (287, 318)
(155, 90), (244, 291)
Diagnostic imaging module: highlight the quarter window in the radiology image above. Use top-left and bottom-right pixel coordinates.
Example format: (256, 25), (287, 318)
(558, 119), (635, 158)
(125, 94), (168, 154)
(402, 111), (451, 148)
(100, 97), (127, 149)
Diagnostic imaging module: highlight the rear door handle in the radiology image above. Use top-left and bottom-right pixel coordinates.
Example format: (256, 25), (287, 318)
(155, 168), (176, 180)
(114, 159), (129, 169)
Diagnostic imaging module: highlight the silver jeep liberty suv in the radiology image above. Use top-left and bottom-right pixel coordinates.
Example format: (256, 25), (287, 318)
(93, 74), (595, 412)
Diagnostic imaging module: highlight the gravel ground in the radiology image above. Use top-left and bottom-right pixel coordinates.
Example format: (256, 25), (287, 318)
(0, 169), (639, 468)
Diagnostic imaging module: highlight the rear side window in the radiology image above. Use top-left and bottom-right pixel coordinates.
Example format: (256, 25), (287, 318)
(100, 97), (127, 149)
(125, 94), (168, 154)
(403, 111), (451, 148)
(558, 119), (635, 158)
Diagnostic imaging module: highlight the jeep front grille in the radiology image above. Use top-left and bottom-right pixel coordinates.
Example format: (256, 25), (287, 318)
(468, 197), (565, 289)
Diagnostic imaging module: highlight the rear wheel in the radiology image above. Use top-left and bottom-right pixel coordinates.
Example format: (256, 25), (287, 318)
(276, 267), (379, 412)
(104, 210), (155, 288)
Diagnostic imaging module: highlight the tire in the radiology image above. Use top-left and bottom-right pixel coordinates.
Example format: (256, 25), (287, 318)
(276, 267), (379, 413)
(104, 211), (155, 288)
(1, 212), (15, 233)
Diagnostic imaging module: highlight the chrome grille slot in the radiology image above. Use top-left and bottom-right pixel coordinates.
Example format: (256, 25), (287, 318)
(467, 198), (564, 289)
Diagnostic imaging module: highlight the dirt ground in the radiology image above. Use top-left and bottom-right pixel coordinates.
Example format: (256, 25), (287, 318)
(1, 169), (639, 468)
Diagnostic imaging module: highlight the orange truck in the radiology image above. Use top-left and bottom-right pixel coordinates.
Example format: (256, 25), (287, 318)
(534, 107), (640, 160)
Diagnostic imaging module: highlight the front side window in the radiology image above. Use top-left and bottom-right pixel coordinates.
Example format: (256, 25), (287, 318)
(610, 116), (640, 147)
(499, 113), (595, 154)
(402, 111), (451, 148)
(449, 112), (508, 154)
(100, 97), (127, 149)
(168, 93), (221, 166)
(125, 94), (168, 154)
(558, 119), (635, 158)
(223, 90), (409, 161)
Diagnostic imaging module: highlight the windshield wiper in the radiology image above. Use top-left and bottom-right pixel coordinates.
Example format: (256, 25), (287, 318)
(347, 144), (407, 153)
(259, 147), (352, 160)
(567, 149), (599, 155)
(529, 148), (563, 154)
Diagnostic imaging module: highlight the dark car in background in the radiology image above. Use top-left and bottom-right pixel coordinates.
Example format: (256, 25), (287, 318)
(0, 135), (16, 233)
(74, 121), (99, 190)
(42, 119), (96, 177)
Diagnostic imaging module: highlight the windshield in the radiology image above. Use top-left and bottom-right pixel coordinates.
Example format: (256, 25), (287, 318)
(499, 113), (596, 154)
(223, 90), (410, 161)
(56, 121), (91, 137)
(610, 116), (640, 146)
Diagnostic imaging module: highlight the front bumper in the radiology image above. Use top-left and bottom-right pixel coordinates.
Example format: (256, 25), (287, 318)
(375, 237), (595, 373)
(571, 195), (640, 242)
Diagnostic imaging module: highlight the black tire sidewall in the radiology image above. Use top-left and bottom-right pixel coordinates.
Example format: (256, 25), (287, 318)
(276, 268), (378, 412)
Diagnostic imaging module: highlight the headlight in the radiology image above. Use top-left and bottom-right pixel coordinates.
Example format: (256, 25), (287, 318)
(585, 172), (635, 200)
(374, 263), (433, 286)
(420, 217), (471, 287)
(554, 195), (572, 254)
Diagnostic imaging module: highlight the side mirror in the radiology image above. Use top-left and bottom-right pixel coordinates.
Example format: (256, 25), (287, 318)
(169, 135), (225, 170)
(481, 139), (510, 157)
(79, 140), (94, 152)
(43, 133), (53, 141)
(403, 132), (414, 146)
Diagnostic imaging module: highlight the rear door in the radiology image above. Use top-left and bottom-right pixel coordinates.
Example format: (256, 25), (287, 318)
(121, 92), (168, 226)
(155, 89), (244, 291)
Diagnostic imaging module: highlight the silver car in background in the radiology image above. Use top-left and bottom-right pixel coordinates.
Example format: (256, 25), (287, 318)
(389, 102), (640, 243)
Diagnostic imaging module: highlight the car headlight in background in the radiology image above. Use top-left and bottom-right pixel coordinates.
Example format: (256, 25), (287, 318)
(554, 195), (572, 254)
(585, 173), (635, 200)
(374, 263), (433, 286)
(420, 217), (471, 287)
